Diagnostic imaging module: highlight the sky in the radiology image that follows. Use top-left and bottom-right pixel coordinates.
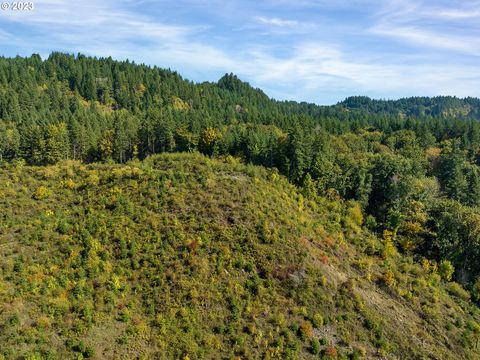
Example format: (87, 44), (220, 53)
(0, 0), (479, 104)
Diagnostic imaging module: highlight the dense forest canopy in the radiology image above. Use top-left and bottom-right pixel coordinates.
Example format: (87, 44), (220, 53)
(3, 52), (480, 296)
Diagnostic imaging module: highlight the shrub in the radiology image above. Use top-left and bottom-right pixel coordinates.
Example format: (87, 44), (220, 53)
(323, 346), (338, 358)
(471, 278), (480, 303)
(33, 186), (49, 200)
(85, 173), (100, 186)
(228, 296), (241, 321)
(310, 338), (320, 355)
(381, 230), (397, 259)
(57, 220), (71, 235)
(351, 346), (367, 359)
(8, 312), (20, 326)
(84, 346), (95, 358)
(312, 313), (324, 328)
(427, 273), (442, 287)
(24, 353), (43, 360)
(109, 275), (122, 292)
(63, 178), (76, 189)
(438, 260), (454, 282)
(364, 215), (377, 231)
(446, 282), (470, 301)
(344, 202), (363, 233)
(383, 270), (396, 288)
(298, 321), (313, 341)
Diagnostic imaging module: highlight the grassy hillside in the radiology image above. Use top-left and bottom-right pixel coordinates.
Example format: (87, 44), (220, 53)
(1, 153), (480, 359)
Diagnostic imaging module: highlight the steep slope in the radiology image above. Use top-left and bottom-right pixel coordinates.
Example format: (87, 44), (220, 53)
(1, 153), (480, 359)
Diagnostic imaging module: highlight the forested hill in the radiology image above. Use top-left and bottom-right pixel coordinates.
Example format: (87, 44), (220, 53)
(2, 153), (480, 359)
(339, 96), (480, 120)
(1, 53), (479, 135)
(4, 52), (480, 301)
(4, 52), (480, 358)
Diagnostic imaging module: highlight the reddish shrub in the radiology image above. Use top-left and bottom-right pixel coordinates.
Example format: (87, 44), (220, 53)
(324, 346), (338, 358)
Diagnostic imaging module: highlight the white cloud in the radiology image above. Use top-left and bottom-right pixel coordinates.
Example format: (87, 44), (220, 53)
(237, 15), (316, 35)
(0, 0), (479, 104)
(371, 25), (480, 56)
(1, 0), (190, 39)
(255, 16), (299, 27)
(370, 0), (480, 55)
(209, 41), (480, 103)
(434, 9), (480, 20)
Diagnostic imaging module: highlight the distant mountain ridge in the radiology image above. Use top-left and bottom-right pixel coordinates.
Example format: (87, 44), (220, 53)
(339, 96), (480, 120)
(2, 52), (479, 124)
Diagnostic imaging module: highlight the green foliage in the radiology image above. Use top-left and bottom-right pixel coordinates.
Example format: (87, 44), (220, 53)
(472, 278), (480, 303)
(33, 186), (50, 200)
(311, 338), (321, 354)
(438, 260), (455, 282)
(199, 127), (221, 156)
(446, 282), (471, 301)
(2, 52), (480, 358)
(1, 153), (480, 359)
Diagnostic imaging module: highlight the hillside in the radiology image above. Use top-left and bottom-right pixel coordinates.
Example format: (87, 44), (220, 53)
(1, 153), (480, 359)
(339, 96), (480, 120)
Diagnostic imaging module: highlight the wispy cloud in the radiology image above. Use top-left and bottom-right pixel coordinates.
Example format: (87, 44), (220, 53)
(254, 16), (299, 28)
(371, 25), (480, 56)
(0, 0), (479, 104)
(370, 0), (480, 56)
(236, 42), (480, 101)
(433, 8), (480, 20)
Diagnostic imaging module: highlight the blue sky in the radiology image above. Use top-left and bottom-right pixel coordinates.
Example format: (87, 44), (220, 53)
(0, 0), (479, 104)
